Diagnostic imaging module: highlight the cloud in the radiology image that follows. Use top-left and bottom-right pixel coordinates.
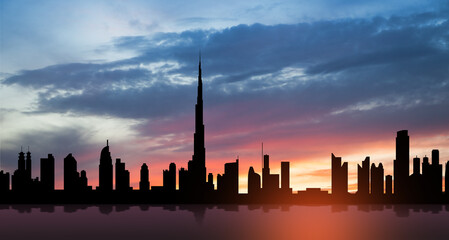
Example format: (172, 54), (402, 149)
(3, 8), (449, 155)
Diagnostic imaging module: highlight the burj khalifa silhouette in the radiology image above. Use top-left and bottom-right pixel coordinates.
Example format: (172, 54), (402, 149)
(0, 54), (448, 204)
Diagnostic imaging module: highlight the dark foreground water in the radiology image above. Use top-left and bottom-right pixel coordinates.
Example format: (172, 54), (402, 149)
(1, 204), (448, 240)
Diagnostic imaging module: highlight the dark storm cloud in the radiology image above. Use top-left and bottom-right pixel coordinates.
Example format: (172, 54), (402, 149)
(3, 8), (449, 133)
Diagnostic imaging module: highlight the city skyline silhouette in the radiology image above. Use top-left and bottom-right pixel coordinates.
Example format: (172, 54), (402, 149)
(0, 57), (448, 204)
(2, 2), (449, 240)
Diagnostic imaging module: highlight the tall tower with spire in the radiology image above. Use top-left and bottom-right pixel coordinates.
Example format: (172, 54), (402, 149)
(185, 54), (207, 192)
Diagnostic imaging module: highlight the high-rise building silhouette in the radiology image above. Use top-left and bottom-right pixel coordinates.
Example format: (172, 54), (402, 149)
(331, 153), (348, 196)
(40, 154), (55, 191)
(191, 55), (206, 186)
(12, 150), (29, 191)
(80, 170), (90, 191)
(262, 154), (280, 193)
(2, 60), (449, 205)
(386, 175), (393, 195)
(422, 155), (432, 197)
(98, 140), (113, 191)
(208, 173), (214, 189)
(116, 158), (132, 191)
(163, 162), (176, 191)
(248, 166), (261, 195)
(139, 163), (149, 191)
(64, 153), (78, 191)
(445, 161), (449, 193)
(410, 156), (423, 196)
(413, 156), (420, 175)
(394, 130), (409, 196)
(217, 159), (239, 195)
(371, 163), (384, 197)
(0, 170), (9, 191)
(180, 55), (209, 194)
(25, 149), (32, 180)
(357, 157), (370, 196)
(429, 149), (442, 195)
(64, 153), (90, 191)
(281, 161), (292, 194)
(179, 167), (188, 191)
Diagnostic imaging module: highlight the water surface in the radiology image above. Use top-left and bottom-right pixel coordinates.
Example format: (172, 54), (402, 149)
(0, 204), (448, 240)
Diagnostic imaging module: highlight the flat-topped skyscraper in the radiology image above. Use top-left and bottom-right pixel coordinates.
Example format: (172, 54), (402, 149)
(394, 130), (409, 196)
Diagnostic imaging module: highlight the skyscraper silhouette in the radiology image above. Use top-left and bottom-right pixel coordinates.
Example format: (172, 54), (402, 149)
(180, 55), (209, 194)
(248, 166), (261, 195)
(331, 153), (348, 196)
(179, 167), (188, 191)
(64, 153), (82, 191)
(410, 156), (423, 196)
(140, 163), (149, 191)
(116, 158), (132, 191)
(357, 157), (370, 196)
(217, 159), (239, 195)
(386, 175), (393, 195)
(445, 161), (449, 194)
(79, 170), (90, 191)
(191, 54), (207, 188)
(12, 150), (28, 191)
(163, 162), (176, 191)
(371, 163), (384, 197)
(98, 140), (113, 191)
(281, 161), (292, 194)
(0, 170), (9, 192)
(394, 130), (409, 196)
(40, 154), (55, 191)
(429, 149), (442, 195)
(262, 154), (280, 194)
(25, 150), (32, 180)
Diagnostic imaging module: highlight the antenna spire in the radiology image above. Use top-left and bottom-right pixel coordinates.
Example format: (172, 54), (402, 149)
(107, 139), (109, 147)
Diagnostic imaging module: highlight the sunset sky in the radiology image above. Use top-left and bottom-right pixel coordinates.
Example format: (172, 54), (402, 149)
(1, 0), (449, 192)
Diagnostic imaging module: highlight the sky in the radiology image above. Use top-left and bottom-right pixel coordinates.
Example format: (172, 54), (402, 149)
(1, 0), (449, 192)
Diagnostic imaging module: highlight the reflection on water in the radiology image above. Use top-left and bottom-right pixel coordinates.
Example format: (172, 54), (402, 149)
(1, 204), (449, 239)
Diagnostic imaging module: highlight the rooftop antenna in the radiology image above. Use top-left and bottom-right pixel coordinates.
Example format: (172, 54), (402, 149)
(27, 146), (30, 152)
(21, 146), (23, 152)
(107, 139), (109, 147)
